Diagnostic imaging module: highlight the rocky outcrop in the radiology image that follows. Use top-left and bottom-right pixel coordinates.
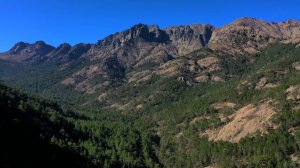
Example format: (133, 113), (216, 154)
(203, 100), (277, 143)
(67, 43), (91, 60)
(255, 77), (278, 90)
(61, 24), (215, 91)
(165, 24), (214, 55)
(47, 43), (71, 59)
(85, 24), (214, 68)
(8, 42), (30, 54)
(86, 24), (175, 67)
(292, 62), (300, 70)
(211, 101), (236, 110)
(47, 43), (91, 62)
(208, 18), (300, 54)
(286, 86), (300, 101)
(2, 41), (55, 62)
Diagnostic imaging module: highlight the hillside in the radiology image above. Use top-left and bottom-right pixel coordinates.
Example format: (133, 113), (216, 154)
(0, 83), (94, 168)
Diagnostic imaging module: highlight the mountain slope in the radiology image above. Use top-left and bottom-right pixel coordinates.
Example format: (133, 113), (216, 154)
(0, 83), (94, 168)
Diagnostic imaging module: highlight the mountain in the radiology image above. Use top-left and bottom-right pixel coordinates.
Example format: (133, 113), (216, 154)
(1, 17), (300, 167)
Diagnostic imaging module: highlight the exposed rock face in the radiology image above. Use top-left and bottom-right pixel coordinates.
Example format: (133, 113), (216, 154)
(286, 85), (300, 101)
(203, 100), (277, 143)
(2, 41), (55, 62)
(47, 43), (71, 59)
(85, 24), (214, 68)
(165, 24), (214, 55)
(8, 42), (30, 54)
(47, 43), (91, 62)
(292, 62), (300, 70)
(67, 43), (91, 60)
(211, 101), (236, 110)
(209, 18), (300, 54)
(86, 24), (173, 67)
(60, 24), (215, 91)
(1, 41), (93, 64)
(197, 56), (221, 73)
(195, 75), (209, 83)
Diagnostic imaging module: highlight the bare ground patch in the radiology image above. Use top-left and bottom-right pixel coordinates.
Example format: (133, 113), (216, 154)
(202, 100), (277, 143)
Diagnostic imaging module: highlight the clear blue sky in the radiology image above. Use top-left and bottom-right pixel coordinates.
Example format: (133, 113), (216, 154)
(0, 0), (299, 51)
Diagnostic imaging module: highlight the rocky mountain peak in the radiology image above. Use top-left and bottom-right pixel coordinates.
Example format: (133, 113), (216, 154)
(230, 17), (266, 27)
(4, 41), (54, 62)
(127, 24), (170, 43)
(9, 41), (30, 54)
(47, 43), (72, 59)
(32, 41), (55, 52)
(208, 18), (300, 54)
(34, 40), (47, 46)
(56, 43), (72, 52)
(283, 19), (299, 25)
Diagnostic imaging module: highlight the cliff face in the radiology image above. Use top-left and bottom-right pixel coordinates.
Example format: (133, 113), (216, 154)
(165, 24), (214, 55)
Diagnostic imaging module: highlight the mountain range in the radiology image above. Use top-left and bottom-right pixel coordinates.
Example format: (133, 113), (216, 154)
(1, 18), (300, 94)
(1, 17), (300, 167)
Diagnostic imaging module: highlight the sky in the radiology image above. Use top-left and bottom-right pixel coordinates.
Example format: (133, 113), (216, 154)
(0, 0), (300, 51)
